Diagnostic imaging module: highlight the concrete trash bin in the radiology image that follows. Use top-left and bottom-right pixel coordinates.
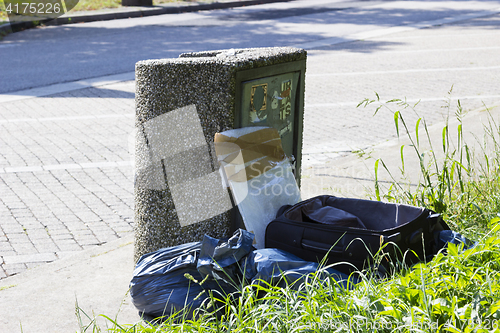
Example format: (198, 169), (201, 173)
(134, 47), (306, 261)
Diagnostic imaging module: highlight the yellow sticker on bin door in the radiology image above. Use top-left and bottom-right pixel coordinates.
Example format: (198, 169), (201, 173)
(251, 84), (267, 112)
(250, 83), (268, 123)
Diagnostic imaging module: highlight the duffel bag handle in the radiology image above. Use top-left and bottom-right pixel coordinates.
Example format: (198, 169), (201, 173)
(276, 204), (293, 218)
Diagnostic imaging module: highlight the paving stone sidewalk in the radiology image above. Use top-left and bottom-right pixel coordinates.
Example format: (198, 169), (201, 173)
(0, 83), (136, 278)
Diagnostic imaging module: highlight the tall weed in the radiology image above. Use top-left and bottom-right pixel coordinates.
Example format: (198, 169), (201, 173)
(358, 93), (500, 238)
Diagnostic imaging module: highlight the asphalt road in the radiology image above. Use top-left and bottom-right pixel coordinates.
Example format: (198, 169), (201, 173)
(1, 0), (499, 94)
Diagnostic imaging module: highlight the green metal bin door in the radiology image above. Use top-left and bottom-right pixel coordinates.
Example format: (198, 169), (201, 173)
(240, 72), (300, 159)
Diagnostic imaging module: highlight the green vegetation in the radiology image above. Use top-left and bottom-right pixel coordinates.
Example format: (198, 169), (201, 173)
(0, 284), (16, 291)
(71, 0), (122, 12)
(71, 0), (207, 12)
(79, 237), (500, 332)
(77, 96), (500, 332)
(1, 2), (8, 24)
(358, 92), (500, 239)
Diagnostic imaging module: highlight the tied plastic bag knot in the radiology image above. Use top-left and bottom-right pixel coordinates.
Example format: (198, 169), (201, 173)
(197, 229), (255, 285)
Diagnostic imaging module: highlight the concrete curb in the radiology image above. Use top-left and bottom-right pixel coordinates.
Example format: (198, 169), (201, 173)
(0, 0), (292, 35)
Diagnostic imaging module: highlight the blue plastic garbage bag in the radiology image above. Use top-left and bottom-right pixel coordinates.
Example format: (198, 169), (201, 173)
(130, 230), (255, 319)
(196, 229), (352, 288)
(130, 229), (357, 319)
(437, 230), (476, 250)
(129, 241), (208, 319)
(242, 248), (354, 289)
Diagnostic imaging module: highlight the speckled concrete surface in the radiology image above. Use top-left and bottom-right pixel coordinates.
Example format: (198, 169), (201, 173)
(134, 47), (307, 261)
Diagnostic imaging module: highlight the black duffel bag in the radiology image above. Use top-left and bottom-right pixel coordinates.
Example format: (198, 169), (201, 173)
(265, 195), (450, 274)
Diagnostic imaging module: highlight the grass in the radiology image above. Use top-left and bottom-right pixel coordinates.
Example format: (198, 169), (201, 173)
(77, 95), (500, 332)
(0, 284), (16, 291)
(78, 235), (500, 332)
(71, 0), (210, 12)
